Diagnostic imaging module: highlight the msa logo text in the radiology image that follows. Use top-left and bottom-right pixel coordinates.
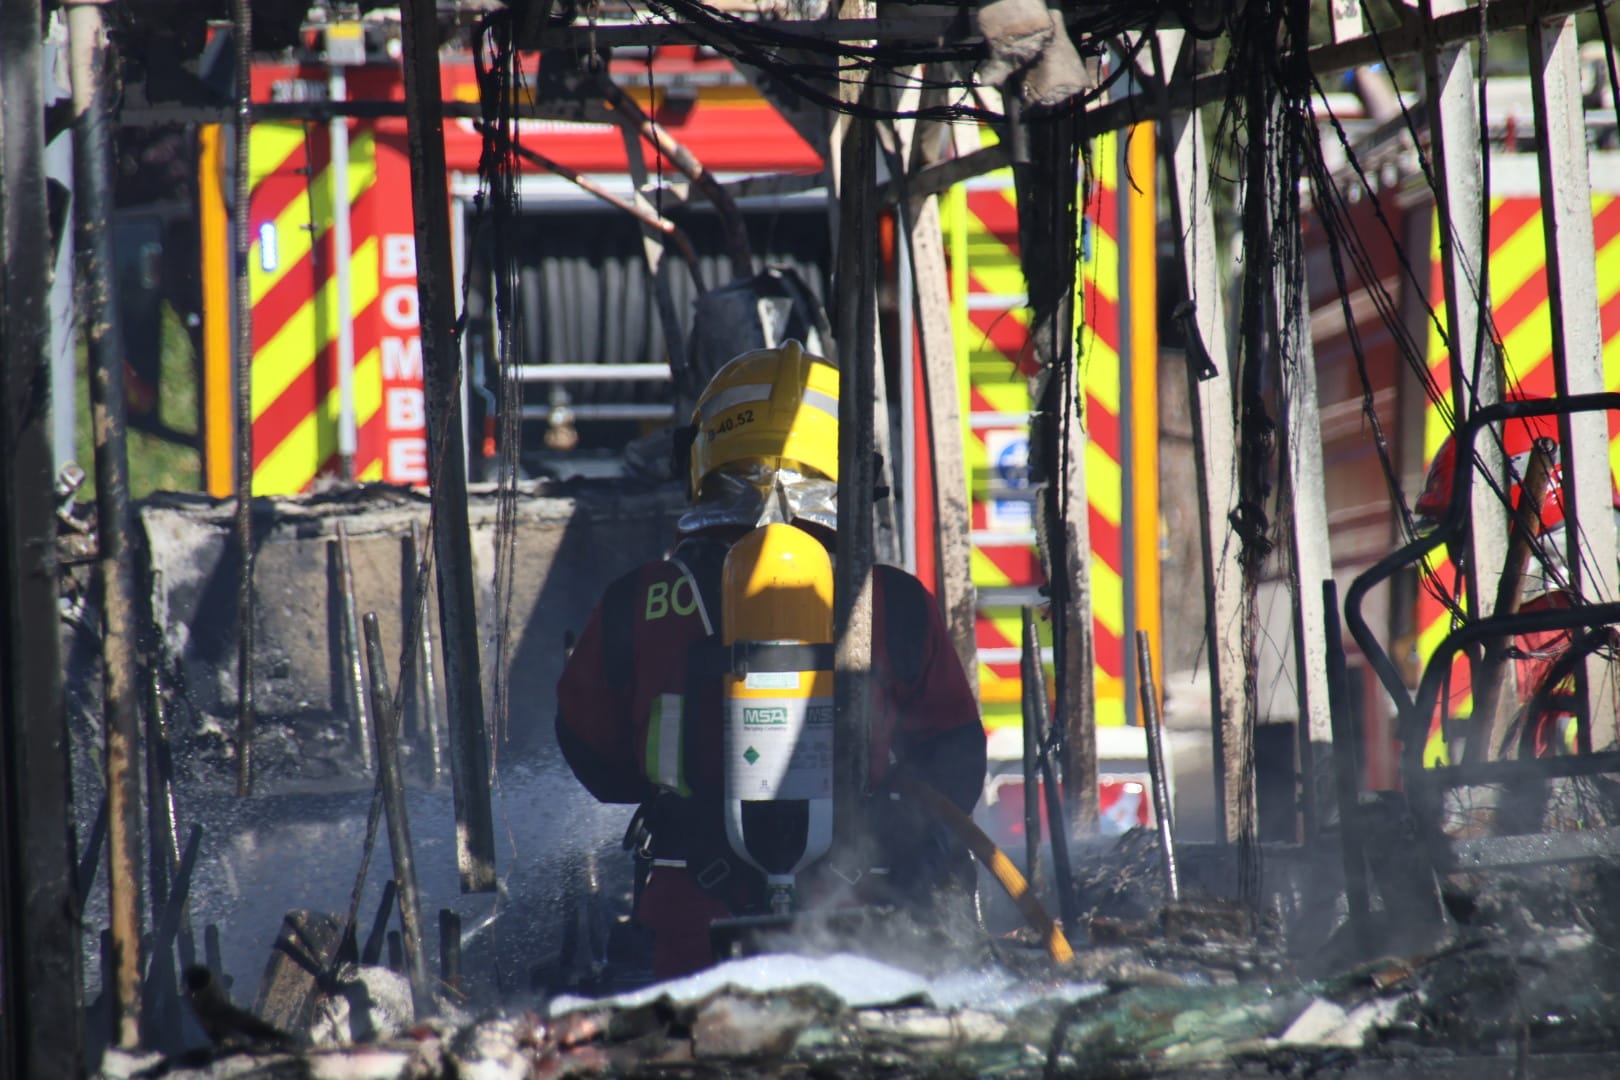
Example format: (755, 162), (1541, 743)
(743, 706), (788, 726)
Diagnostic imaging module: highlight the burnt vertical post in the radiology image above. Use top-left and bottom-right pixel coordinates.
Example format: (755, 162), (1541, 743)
(1322, 580), (1371, 958)
(1019, 609), (1044, 891)
(66, 0), (144, 1047)
(893, 103), (978, 696)
(1233, 25), (1277, 879)
(335, 523), (374, 770)
(1528, 11), (1620, 750)
(1154, 29), (1247, 844)
(438, 909), (462, 993)
(831, 28), (878, 848)
(398, 0), (496, 892)
(0, 2), (86, 1073)
(1135, 632), (1179, 902)
(1420, 0), (1509, 687)
(230, 0), (256, 799)
(410, 521), (443, 784)
(1269, 2), (1334, 841)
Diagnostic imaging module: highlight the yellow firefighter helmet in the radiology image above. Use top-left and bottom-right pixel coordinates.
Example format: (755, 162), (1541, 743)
(687, 340), (840, 495)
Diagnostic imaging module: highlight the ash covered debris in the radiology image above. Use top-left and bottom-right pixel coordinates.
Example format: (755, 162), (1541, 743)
(93, 872), (1620, 1080)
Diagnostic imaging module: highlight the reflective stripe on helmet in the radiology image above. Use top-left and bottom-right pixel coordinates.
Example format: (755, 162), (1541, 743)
(801, 388), (838, 421)
(699, 383), (773, 423)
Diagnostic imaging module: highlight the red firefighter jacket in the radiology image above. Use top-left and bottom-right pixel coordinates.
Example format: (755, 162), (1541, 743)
(555, 531), (986, 974)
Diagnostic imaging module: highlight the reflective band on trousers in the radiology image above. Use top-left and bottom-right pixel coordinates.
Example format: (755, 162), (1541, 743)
(645, 692), (689, 796)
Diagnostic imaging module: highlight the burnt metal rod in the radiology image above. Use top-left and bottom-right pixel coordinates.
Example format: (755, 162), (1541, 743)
(599, 77), (752, 280)
(362, 613), (433, 1018)
(1026, 607), (1080, 932)
(472, 121), (706, 289)
(1019, 607), (1044, 891)
(1322, 579), (1372, 957)
(398, 0), (497, 893)
(1464, 438), (1557, 765)
(204, 925), (223, 978)
(230, 0), (256, 800)
(144, 825), (201, 1001)
(143, 572), (191, 970)
(439, 909), (462, 993)
(1134, 631), (1179, 902)
(139, 742), (178, 1053)
(75, 796), (108, 913)
(410, 521), (443, 785)
(67, 0), (145, 1046)
(616, 124), (692, 392)
(335, 523), (374, 770)
(361, 879), (398, 966)
(1036, 750), (1080, 930)
(138, 822), (201, 1052)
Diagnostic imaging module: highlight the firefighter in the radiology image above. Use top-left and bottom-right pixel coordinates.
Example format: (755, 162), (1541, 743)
(556, 339), (987, 978)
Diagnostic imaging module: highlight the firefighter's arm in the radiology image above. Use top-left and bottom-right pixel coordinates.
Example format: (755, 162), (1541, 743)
(879, 567), (988, 814)
(555, 596), (651, 805)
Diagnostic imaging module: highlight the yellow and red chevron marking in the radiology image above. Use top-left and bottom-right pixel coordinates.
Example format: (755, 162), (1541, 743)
(975, 604), (1051, 729)
(949, 171), (1042, 734)
(1079, 130), (1126, 727)
(248, 120), (387, 495)
(947, 126), (1128, 738)
(1417, 195), (1620, 765)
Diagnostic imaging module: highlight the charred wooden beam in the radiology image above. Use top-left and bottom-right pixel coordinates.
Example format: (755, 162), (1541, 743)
(1153, 29), (1248, 846)
(1528, 11), (1620, 750)
(398, 0), (497, 893)
(885, 65), (978, 686)
(66, 3), (146, 1044)
(0, 1), (86, 1072)
(831, 3), (878, 847)
(1421, 0), (1508, 724)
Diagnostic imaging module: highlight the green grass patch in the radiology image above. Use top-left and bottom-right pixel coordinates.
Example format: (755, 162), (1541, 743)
(75, 302), (202, 501)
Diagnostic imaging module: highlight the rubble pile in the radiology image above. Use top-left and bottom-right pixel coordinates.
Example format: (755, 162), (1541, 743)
(96, 899), (1620, 1079)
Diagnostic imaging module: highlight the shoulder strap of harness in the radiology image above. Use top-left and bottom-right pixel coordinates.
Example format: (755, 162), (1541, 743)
(601, 567), (643, 677)
(876, 564), (931, 688)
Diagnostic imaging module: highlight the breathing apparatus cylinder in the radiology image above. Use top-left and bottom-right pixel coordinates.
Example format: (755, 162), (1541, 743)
(720, 523), (836, 915)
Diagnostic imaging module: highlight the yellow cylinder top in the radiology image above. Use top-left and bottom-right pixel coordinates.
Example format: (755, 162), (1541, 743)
(721, 524), (834, 645)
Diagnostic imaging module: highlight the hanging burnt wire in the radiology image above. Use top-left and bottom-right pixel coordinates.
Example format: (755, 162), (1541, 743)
(1471, 0), (1494, 410)
(1206, 0), (1315, 902)
(1304, 85), (1484, 628)
(1298, 118), (1415, 542)
(620, 0), (1160, 123)
(1353, 2), (1546, 454)
(1018, 95), (1086, 840)
(1305, 25), (1588, 634)
(476, 10), (527, 763)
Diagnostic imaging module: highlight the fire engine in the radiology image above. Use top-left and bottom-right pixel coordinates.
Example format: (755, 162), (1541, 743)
(1311, 74), (1620, 785)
